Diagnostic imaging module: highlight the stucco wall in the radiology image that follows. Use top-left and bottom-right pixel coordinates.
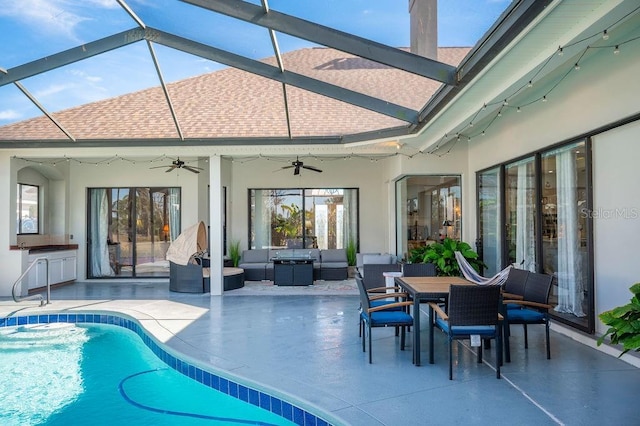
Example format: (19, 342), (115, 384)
(228, 154), (394, 255)
(66, 159), (203, 280)
(465, 34), (640, 334)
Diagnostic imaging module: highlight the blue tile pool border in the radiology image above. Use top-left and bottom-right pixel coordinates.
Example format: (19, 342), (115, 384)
(1, 313), (336, 426)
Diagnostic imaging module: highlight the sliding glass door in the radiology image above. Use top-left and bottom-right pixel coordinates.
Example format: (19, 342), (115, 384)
(88, 187), (180, 278)
(476, 139), (593, 332)
(541, 142), (588, 320)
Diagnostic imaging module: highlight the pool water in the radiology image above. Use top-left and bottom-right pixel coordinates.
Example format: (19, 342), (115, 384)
(0, 323), (295, 426)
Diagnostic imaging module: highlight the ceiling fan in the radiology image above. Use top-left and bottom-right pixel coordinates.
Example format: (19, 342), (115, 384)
(150, 158), (202, 174)
(281, 157), (323, 175)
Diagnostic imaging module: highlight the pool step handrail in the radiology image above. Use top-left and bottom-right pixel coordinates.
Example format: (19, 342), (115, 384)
(12, 257), (50, 306)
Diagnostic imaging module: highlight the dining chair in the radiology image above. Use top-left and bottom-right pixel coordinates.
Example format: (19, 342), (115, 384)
(429, 285), (502, 380)
(356, 274), (413, 363)
(502, 268), (530, 311)
(503, 272), (554, 362)
(402, 262), (436, 277)
(355, 273), (408, 337)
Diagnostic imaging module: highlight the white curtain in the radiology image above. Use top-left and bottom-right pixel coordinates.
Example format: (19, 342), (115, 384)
(515, 162), (536, 271)
(555, 150), (586, 316)
(342, 189), (358, 247)
(252, 190), (270, 249)
(89, 189), (114, 277)
(168, 188), (180, 241)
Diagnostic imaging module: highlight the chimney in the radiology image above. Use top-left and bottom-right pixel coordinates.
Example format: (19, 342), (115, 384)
(409, 0), (437, 61)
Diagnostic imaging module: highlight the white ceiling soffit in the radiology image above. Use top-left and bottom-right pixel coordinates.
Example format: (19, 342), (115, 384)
(413, 0), (639, 153)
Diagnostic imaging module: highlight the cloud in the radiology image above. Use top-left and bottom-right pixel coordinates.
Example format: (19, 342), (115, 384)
(0, 0), (117, 39)
(0, 110), (21, 120)
(34, 83), (75, 99)
(69, 69), (103, 84)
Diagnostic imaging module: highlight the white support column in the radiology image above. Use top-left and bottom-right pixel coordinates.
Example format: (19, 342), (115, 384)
(0, 153), (22, 296)
(209, 156), (224, 296)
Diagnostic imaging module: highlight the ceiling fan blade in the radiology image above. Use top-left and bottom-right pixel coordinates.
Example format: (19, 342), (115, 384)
(150, 165), (170, 169)
(281, 165), (295, 170)
(182, 166), (201, 174)
(302, 165), (323, 173)
(165, 165), (178, 173)
(294, 166), (300, 175)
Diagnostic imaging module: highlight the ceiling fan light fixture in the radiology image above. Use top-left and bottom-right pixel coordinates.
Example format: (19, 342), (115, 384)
(280, 156), (322, 175)
(149, 157), (202, 174)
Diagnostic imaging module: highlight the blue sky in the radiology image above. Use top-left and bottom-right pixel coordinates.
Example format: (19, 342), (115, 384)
(0, 0), (509, 125)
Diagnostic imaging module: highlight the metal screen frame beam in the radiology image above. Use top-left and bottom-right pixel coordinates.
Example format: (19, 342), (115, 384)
(149, 29), (419, 124)
(183, 0), (456, 85)
(0, 29), (146, 87)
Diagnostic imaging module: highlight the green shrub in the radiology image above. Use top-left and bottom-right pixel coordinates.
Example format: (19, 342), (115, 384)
(346, 239), (357, 267)
(229, 240), (241, 267)
(597, 283), (640, 356)
(409, 238), (485, 277)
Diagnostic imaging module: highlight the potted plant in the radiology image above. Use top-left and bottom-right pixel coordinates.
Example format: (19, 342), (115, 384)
(346, 238), (357, 277)
(410, 238), (484, 277)
(229, 240), (241, 268)
(597, 283), (640, 356)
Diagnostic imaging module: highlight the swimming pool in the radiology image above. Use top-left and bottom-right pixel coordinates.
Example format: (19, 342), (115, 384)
(0, 313), (335, 426)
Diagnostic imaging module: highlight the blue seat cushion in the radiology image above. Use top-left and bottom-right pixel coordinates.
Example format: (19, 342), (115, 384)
(435, 318), (496, 336)
(363, 311), (413, 326)
(505, 303), (522, 310)
(370, 300), (403, 311)
(507, 308), (546, 322)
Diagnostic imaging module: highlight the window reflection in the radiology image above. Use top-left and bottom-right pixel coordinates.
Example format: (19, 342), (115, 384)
(396, 175), (462, 260)
(17, 183), (39, 234)
(249, 188), (358, 250)
(88, 187), (180, 278)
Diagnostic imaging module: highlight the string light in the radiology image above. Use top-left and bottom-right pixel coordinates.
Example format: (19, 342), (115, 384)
(614, 45), (620, 54)
(602, 29), (609, 40)
(574, 63), (581, 70)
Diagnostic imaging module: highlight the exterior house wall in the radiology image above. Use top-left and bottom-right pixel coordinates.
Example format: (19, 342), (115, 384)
(66, 159), (203, 280)
(466, 36), (640, 334)
(228, 154), (395, 255)
(0, 153), (22, 296)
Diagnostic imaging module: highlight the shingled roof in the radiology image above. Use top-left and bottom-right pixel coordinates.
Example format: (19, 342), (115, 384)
(0, 47), (469, 142)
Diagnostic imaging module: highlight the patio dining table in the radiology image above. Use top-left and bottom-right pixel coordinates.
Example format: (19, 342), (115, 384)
(395, 276), (474, 366)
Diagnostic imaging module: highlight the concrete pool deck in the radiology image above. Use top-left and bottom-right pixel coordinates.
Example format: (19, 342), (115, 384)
(2, 280), (640, 425)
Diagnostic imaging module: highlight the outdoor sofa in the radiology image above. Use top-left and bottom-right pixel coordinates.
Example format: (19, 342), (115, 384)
(239, 248), (348, 281)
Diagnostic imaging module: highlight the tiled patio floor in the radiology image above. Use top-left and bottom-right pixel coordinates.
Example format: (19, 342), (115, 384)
(2, 280), (639, 425)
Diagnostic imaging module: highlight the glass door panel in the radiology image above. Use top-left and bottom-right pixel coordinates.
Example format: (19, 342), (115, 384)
(109, 188), (133, 277)
(304, 189), (335, 249)
(478, 167), (502, 276)
(505, 157), (537, 271)
(133, 188), (172, 277)
(542, 141), (589, 324)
